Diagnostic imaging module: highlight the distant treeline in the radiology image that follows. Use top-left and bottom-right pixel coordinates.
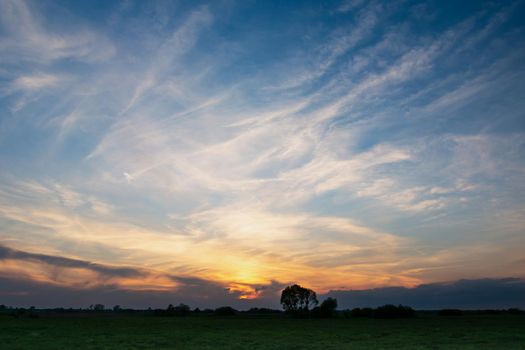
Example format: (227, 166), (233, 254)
(3, 283), (524, 319)
(2, 304), (523, 319)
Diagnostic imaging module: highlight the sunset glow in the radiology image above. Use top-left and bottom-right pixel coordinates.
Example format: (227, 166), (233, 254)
(1, 0), (524, 308)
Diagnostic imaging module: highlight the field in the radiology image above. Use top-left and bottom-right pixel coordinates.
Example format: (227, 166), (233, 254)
(1, 313), (524, 349)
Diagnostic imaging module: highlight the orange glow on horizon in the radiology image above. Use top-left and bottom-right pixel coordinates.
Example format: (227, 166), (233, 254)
(227, 283), (260, 299)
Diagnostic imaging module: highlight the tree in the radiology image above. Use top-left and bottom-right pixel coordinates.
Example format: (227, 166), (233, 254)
(93, 304), (105, 311)
(174, 303), (190, 316)
(280, 284), (318, 313)
(166, 303), (191, 316)
(214, 306), (237, 316)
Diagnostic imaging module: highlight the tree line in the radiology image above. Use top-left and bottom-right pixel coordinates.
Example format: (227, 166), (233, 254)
(2, 283), (523, 319)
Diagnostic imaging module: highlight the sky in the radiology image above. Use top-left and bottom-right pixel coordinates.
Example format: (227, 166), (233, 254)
(0, 0), (524, 309)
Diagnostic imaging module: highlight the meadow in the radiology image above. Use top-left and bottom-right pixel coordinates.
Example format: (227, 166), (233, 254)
(1, 313), (524, 349)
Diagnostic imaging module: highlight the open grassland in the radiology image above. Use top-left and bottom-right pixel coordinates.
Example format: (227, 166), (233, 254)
(1, 313), (524, 349)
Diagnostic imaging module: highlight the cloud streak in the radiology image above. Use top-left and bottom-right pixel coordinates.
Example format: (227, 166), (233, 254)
(0, 0), (115, 63)
(0, 244), (283, 305)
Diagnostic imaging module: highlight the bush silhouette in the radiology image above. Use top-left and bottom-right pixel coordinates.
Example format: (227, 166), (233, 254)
(374, 304), (415, 318)
(91, 304), (105, 311)
(165, 303), (191, 316)
(311, 297), (338, 318)
(215, 306), (237, 316)
(319, 297), (338, 317)
(349, 305), (414, 318)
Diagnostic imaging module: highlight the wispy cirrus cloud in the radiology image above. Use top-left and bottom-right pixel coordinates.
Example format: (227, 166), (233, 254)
(7, 73), (62, 92)
(0, 0), (115, 64)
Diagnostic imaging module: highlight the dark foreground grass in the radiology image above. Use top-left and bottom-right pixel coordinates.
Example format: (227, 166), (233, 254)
(1, 313), (524, 349)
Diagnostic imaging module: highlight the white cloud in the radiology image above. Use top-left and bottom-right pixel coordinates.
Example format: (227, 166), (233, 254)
(9, 73), (61, 91)
(120, 6), (212, 114)
(0, 0), (115, 63)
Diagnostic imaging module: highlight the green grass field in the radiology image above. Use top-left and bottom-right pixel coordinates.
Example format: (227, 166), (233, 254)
(1, 314), (524, 349)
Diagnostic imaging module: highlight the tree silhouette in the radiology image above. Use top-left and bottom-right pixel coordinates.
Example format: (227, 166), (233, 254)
(92, 304), (105, 311)
(319, 297), (338, 317)
(174, 303), (190, 316)
(214, 306), (237, 316)
(280, 284), (318, 313)
(165, 303), (190, 316)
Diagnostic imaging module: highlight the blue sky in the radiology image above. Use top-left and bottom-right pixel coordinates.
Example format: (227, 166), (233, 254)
(0, 0), (524, 306)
